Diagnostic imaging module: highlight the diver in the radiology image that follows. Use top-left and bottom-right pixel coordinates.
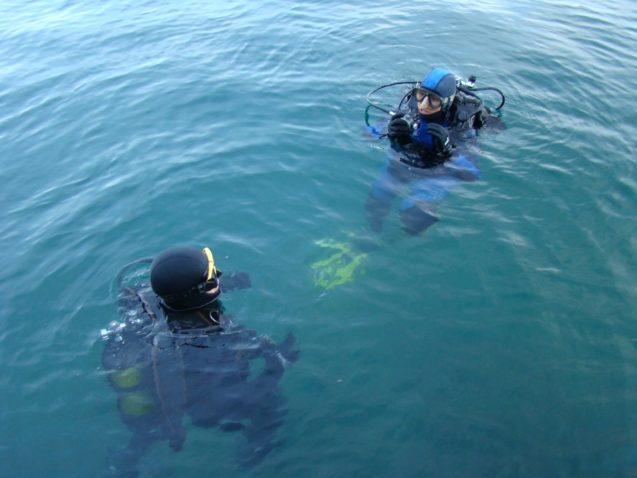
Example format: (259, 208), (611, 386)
(101, 245), (299, 476)
(365, 67), (506, 235)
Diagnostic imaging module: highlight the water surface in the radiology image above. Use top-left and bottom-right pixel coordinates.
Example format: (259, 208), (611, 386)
(1, 1), (637, 476)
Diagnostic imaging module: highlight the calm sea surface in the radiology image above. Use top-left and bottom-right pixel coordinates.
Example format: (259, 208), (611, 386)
(2, 1), (637, 477)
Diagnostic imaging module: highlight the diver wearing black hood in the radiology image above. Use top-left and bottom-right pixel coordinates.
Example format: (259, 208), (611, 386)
(101, 245), (299, 475)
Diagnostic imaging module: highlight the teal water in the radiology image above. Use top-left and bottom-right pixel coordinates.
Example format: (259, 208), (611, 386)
(2, 1), (637, 476)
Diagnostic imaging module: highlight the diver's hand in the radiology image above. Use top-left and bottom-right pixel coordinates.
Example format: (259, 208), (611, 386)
(387, 113), (412, 145)
(277, 332), (300, 364)
(427, 123), (453, 159)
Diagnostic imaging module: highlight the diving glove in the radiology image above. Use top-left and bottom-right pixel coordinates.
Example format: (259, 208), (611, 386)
(427, 123), (453, 160)
(387, 113), (412, 145)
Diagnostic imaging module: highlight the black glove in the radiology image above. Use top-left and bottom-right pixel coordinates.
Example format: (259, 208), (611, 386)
(387, 112), (412, 145)
(427, 123), (453, 159)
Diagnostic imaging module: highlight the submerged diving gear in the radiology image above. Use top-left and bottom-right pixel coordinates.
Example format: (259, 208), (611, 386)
(103, 259), (299, 472)
(311, 237), (368, 289)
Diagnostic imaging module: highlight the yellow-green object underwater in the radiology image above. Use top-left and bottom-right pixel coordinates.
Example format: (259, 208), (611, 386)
(311, 239), (367, 289)
(120, 392), (156, 416)
(111, 367), (142, 389)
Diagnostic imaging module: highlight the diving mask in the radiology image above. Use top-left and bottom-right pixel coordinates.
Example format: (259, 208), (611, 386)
(414, 88), (442, 109)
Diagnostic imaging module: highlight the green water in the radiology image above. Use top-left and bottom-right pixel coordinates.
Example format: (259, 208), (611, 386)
(1, 1), (636, 476)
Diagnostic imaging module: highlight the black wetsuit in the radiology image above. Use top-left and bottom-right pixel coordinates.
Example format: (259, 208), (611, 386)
(102, 268), (298, 476)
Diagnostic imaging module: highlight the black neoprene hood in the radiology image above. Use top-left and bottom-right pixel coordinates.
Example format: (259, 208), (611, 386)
(150, 246), (208, 298)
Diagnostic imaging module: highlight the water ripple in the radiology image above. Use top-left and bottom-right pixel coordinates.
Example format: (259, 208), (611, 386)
(2, 1), (637, 477)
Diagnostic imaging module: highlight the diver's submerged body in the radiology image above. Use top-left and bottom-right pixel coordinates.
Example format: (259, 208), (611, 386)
(102, 246), (298, 477)
(365, 67), (505, 235)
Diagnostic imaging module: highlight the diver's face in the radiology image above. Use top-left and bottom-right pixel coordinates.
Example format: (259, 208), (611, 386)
(416, 90), (442, 116)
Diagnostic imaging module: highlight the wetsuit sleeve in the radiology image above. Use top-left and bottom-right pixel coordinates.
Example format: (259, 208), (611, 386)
(235, 333), (298, 467)
(241, 333), (298, 394)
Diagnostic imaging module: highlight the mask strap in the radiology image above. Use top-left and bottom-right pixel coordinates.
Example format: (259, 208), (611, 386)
(202, 247), (216, 281)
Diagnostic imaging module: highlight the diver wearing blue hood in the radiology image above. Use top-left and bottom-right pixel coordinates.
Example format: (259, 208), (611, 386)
(365, 67), (505, 235)
(101, 246), (299, 476)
